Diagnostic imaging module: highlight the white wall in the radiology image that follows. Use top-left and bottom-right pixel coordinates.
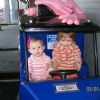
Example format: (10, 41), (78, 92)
(4, 0), (11, 24)
(9, 0), (19, 23)
(76, 0), (100, 25)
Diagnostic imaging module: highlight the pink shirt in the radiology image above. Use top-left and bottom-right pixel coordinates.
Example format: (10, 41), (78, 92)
(28, 53), (52, 81)
(52, 42), (82, 71)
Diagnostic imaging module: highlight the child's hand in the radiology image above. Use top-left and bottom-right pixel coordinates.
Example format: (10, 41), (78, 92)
(46, 61), (54, 72)
(51, 60), (59, 69)
(47, 75), (53, 80)
(46, 61), (52, 68)
(29, 73), (32, 81)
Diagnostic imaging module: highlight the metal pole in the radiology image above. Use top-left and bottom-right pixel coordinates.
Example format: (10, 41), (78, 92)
(93, 32), (99, 76)
(23, 32), (29, 81)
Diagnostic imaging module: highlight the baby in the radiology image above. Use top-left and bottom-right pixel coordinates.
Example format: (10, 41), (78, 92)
(28, 37), (52, 81)
(52, 32), (82, 79)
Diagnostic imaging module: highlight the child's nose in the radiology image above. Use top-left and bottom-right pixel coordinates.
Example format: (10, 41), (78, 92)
(36, 48), (39, 52)
(66, 38), (72, 41)
(62, 38), (66, 41)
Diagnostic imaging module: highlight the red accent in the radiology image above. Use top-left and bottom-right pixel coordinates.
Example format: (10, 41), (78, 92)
(17, 9), (24, 13)
(53, 76), (61, 79)
(53, 74), (78, 80)
(67, 74), (78, 79)
(27, 37), (31, 48)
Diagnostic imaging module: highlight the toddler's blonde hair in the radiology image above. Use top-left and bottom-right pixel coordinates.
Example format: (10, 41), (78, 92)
(57, 32), (76, 41)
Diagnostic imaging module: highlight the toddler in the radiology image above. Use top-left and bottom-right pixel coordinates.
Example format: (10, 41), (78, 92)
(28, 37), (52, 81)
(52, 32), (82, 79)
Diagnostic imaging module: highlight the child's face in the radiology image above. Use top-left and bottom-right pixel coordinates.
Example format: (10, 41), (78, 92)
(59, 33), (73, 46)
(29, 41), (44, 57)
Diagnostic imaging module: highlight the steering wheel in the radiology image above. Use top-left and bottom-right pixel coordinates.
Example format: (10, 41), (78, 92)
(49, 70), (77, 79)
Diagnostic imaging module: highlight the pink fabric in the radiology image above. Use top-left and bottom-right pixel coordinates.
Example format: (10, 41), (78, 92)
(35, 0), (87, 25)
(35, 0), (73, 15)
(58, 14), (80, 25)
(24, 0), (87, 25)
(28, 53), (52, 81)
(67, 0), (87, 19)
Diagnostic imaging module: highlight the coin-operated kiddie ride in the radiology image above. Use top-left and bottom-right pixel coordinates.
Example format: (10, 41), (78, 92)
(19, 3), (100, 100)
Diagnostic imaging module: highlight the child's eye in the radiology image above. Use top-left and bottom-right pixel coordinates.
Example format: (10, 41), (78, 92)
(32, 48), (35, 50)
(38, 46), (41, 48)
(61, 40), (65, 42)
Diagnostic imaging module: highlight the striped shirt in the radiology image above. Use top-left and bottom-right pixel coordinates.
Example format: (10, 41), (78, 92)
(28, 53), (52, 81)
(52, 42), (82, 71)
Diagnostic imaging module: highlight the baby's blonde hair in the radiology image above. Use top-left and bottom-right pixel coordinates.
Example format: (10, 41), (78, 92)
(31, 38), (44, 44)
(28, 37), (44, 48)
